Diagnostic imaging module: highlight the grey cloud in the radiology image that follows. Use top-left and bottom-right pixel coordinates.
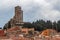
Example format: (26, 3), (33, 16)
(0, 0), (60, 27)
(53, 1), (60, 11)
(20, 0), (60, 22)
(23, 3), (42, 22)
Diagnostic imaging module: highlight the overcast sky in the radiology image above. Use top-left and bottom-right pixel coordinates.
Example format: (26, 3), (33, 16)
(0, 0), (60, 28)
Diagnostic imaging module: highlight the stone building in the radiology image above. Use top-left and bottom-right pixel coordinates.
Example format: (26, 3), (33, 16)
(10, 6), (23, 27)
(3, 6), (24, 29)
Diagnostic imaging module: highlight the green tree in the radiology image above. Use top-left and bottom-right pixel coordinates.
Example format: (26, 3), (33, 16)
(53, 21), (57, 31)
(46, 20), (52, 29)
(57, 20), (60, 32)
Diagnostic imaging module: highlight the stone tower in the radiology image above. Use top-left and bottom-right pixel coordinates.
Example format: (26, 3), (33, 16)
(10, 6), (23, 27)
(14, 6), (23, 23)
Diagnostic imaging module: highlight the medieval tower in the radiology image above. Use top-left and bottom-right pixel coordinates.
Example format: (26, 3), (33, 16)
(10, 6), (23, 27)
(15, 6), (23, 22)
(3, 6), (24, 29)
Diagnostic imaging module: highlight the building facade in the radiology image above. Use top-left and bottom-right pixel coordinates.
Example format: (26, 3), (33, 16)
(3, 6), (24, 30)
(10, 6), (23, 27)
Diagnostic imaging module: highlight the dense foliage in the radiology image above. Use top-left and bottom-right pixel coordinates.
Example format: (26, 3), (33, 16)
(3, 19), (60, 32)
(23, 20), (60, 32)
